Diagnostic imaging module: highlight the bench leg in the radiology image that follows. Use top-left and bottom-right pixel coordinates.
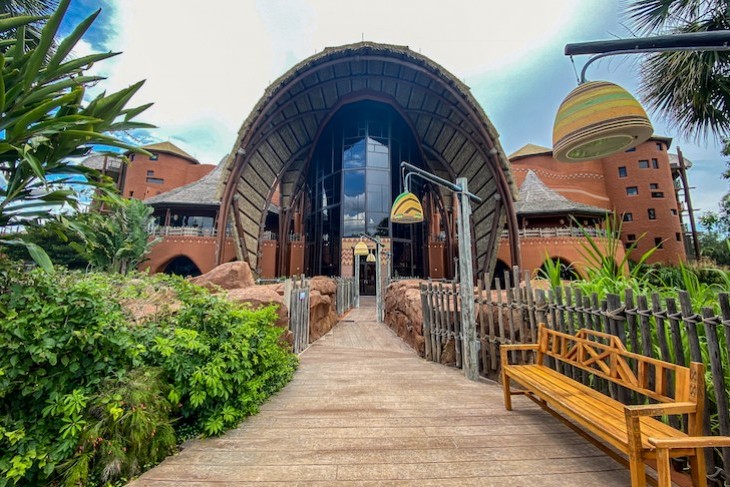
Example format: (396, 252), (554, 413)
(625, 414), (647, 487)
(689, 448), (707, 487)
(655, 447), (672, 487)
(502, 371), (512, 411)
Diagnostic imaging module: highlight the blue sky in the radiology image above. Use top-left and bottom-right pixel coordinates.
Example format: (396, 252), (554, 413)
(62, 0), (726, 219)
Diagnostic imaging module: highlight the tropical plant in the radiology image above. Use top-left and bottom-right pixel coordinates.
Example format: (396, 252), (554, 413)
(0, 0), (153, 269)
(70, 197), (158, 274)
(0, 217), (89, 268)
(537, 252), (577, 289)
(573, 213), (657, 296)
(625, 0), (730, 140)
(0, 0), (57, 16)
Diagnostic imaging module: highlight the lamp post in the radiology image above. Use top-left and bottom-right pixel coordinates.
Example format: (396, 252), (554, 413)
(553, 31), (730, 162)
(391, 161), (482, 381)
(359, 233), (384, 323)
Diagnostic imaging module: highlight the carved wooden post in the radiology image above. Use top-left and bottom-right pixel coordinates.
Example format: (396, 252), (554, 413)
(457, 178), (478, 381)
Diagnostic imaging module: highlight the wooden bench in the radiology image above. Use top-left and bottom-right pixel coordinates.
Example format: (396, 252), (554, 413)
(501, 324), (730, 487)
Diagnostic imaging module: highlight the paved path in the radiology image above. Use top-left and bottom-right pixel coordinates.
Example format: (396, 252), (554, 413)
(130, 297), (633, 486)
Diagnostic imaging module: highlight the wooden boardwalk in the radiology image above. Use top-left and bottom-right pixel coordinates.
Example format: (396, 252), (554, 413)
(130, 297), (634, 486)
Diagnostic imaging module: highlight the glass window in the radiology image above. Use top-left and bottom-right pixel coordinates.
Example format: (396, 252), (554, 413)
(149, 153), (158, 161)
(626, 186), (638, 196)
(648, 208), (656, 220)
(623, 212), (633, 222)
(343, 138), (366, 169)
(627, 234), (636, 241)
(638, 159), (649, 168)
(656, 142), (663, 151)
(654, 237), (664, 249)
(671, 208), (678, 215)
(626, 147), (636, 152)
(650, 183), (658, 189)
(618, 166), (627, 178)
(343, 170), (365, 236)
(676, 232), (681, 241)
(651, 191), (664, 198)
(147, 177), (164, 184)
(652, 158), (659, 169)
(147, 170), (154, 177)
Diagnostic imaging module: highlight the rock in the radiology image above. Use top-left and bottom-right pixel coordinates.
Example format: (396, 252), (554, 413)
(384, 279), (426, 355)
(307, 278), (338, 341)
(119, 280), (182, 324)
(190, 261), (255, 292)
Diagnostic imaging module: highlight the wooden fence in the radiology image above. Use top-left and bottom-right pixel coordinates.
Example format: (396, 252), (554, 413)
(335, 277), (356, 315)
(420, 268), (730, 484)
(285, 276), (310, 354)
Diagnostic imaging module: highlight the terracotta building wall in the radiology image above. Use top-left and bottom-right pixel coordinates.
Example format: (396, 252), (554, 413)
(122, 152), (215, 200)
(600, 140), (686, 265)
(510, 155), (611, 210)
(144, 236), (237, 275)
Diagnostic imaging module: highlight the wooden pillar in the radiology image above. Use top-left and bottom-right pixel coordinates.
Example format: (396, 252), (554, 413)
(456, 178), (479, 381)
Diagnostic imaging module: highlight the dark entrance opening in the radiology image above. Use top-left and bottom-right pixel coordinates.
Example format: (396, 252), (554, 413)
(162, 256), (201, 277)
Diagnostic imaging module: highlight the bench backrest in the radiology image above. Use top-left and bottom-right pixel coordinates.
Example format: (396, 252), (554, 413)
(536, 324), (703, 405)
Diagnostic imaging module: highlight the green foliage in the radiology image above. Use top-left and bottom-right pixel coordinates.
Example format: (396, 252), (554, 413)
(0, 0), (153, 267)
(70, 197), (159, 274)
(537, 252), (576, 289)
(1, 218), (89, 269)
(0, 267), (297, 485)
(626, 0), (730, 139)
(574, 214), (657, 296)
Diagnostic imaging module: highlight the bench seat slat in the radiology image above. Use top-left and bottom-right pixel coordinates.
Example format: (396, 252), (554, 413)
(507, 364), (687, 450)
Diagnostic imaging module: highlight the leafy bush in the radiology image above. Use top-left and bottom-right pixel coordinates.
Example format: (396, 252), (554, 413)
(0, 266), (296, 486)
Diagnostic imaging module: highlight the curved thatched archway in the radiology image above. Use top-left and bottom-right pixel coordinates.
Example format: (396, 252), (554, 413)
(216, 42), (519, 276)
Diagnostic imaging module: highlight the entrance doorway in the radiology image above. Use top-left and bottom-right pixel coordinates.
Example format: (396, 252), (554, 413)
(358, 259), (377, 296)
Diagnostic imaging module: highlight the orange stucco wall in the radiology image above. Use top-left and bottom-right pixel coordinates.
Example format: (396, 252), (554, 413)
(497, 236), (627, 279)
(123, 152), (215, 200)
(143, 236), (237, 275)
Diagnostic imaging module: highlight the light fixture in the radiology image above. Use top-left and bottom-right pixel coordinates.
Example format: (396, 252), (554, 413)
(553, 80), (653, 162)
(553, 31), (730, 162)
(354, 241), (369, 256)
(366, 251), (376, 263)
(390, 191), (424, 224)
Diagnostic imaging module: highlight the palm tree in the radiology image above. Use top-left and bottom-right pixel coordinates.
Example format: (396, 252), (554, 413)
(0, 0), (58, 16)
(626, 0), (730, 140)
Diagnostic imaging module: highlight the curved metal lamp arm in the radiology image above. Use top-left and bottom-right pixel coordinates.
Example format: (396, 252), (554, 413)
(565, 31), (730, 83)
(400, 161), (483, 203)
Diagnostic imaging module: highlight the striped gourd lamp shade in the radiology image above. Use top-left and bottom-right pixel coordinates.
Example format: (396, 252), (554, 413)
(390, 191), (424, 224)
(354, 241), (369, 256)
(553, 81), (653, 162)
(366, 251), (376, 263)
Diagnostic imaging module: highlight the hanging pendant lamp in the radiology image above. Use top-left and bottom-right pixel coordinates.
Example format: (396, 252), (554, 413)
(553, 80), (653, 162)
(390, 191), (424, 224)
(354, 241), (369, 256)
(366, 251), (376, 263)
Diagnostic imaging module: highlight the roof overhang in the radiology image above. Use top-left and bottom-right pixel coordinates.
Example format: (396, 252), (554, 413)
(216, 42), (519, 274)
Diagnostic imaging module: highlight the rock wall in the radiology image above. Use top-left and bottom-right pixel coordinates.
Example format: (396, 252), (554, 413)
(189, 262), (340, 349)
(384, 280), (425, 355)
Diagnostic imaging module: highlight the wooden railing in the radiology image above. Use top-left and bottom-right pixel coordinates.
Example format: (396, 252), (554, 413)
(335, 277), (356, 316)
(419, 268), (730, 483)
(500, 227), (605, 239)
(284, 276), (310, 354)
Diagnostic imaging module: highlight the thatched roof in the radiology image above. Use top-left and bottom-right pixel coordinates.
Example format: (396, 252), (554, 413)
(218, 41), (517, 274)
(509, 144), (552, 161)
(145, 163), (222, 207)
(80, 153), (124, 172)
(516, 170), (607, 217)
(137, 141), (199, 164)
(669, 152), (693, 170)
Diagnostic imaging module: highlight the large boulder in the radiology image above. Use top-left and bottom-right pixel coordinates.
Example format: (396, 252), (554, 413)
(190, 261), (255, 292)
(308, 277), (338, 341)
(384, 280), (425, 355)
(227, 286), (292, 345)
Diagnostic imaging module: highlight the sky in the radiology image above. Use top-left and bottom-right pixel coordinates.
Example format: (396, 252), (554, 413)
(61, 0), (726, 220)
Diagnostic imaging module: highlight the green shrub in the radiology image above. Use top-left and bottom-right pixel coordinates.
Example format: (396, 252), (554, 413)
(0, 267), (297, 486)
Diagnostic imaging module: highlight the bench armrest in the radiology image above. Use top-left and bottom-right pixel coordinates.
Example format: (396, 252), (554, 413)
(624, 402), (697, 418)
(500, 344), (539, 366)
(649, 437), (730, 449)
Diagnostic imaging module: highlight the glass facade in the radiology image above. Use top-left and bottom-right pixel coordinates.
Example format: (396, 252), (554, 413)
(304, 101), (426, 277)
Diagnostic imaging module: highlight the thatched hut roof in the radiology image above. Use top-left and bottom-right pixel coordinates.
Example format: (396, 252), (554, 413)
(516, 170), (607, 217)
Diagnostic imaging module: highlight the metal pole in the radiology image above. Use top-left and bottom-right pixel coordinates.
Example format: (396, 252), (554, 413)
(376, 240), (383, 323)
(354, 251), (360, 308)
(456, 177), (479, 381)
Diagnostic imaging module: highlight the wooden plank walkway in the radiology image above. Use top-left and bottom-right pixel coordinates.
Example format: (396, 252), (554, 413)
(129, 297), (634, 486)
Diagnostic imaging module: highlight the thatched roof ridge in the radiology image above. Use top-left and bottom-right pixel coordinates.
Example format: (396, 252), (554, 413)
(516, 170), (607, 217)
(145, 163), (221, 206)
(509, 144), (552, 161)
(138, 141), (199, 164)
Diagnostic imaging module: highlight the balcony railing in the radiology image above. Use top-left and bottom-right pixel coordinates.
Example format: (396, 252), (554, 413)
(152, 226), (226, 238)
(501, 227), (606, 239)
